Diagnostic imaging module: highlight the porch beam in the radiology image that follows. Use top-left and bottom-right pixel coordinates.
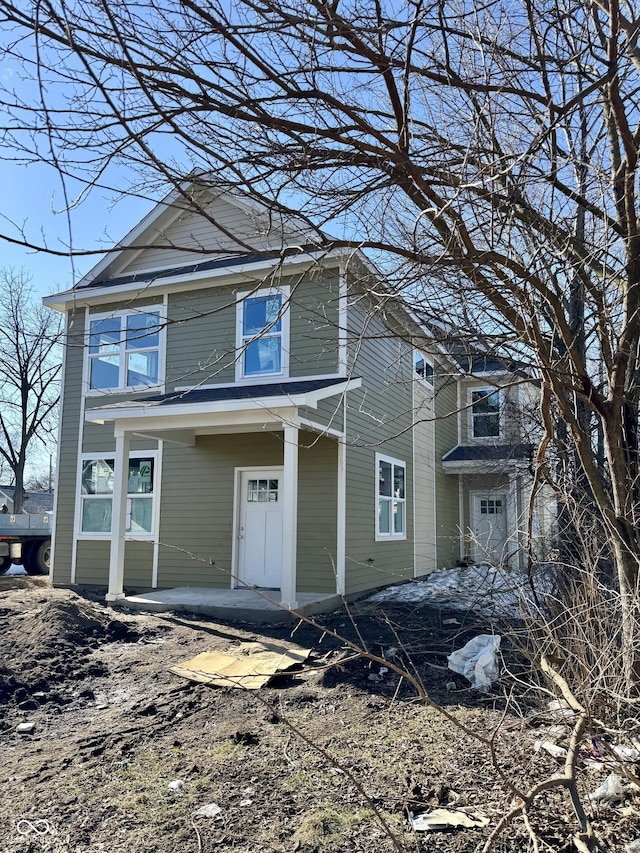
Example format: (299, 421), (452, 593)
(106, 431), (130, 602)
(280, 425), (299, 610)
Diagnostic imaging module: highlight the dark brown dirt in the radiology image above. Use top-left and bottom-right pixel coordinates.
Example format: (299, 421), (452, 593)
(0, 581), (637, 852)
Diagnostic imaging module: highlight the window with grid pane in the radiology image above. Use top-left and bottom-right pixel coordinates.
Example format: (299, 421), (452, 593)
(376, 453), (406, 540)
(80, 456), (155, 535)
(88, 309), (162, 391)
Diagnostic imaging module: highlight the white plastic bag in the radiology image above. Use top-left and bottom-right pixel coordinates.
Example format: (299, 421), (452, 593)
(447, 634), (501, 691)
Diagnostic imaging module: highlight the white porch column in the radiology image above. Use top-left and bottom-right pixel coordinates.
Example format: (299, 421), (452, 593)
(106, 430), (131, 602)
(280, 424), (299, 609)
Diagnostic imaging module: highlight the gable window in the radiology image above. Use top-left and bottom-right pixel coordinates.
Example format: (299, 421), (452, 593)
(87, 308), (163, 391)
(376, 453), (407, 540)
(80, 455), (156, 536)
(414, 351), (434, 387)
(236, 288), (289, 380)
(471, 389), (501, 438)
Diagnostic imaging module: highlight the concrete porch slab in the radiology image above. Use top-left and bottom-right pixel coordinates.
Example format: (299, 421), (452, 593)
(113, 587), (343, 623)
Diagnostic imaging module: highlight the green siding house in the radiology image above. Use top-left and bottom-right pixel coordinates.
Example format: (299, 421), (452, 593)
(44, 183), (462, 606)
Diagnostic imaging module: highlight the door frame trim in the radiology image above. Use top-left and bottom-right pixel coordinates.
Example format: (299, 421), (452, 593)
(231, 465), (285, 589)
(468, 489), (508, 563)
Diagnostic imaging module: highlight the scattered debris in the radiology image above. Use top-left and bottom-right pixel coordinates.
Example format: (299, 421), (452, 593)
(168, 779), (185, 791)
(447, 635), (501, 692)
(16, 721), (35, 734)
(408, 807), (490, 831)
(588, 773), (625, 806)
(626, 838), (640, 853)
(193, 803), (222, 818)
(170, 641), (311, 690)
(445, 681), (457, 692)
(534, 740), (568, 760)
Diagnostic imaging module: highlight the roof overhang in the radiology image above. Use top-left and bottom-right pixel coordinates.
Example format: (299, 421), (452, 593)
(43, 248), (348, 312)
(85, 378), (359, 444)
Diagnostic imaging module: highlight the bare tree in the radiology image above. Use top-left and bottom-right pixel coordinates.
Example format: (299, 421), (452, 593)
(1, 0), (640, 686)
(0, 268), (61, 513)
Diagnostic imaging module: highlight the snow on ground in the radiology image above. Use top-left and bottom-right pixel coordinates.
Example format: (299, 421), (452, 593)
(368, 563), (556, 620)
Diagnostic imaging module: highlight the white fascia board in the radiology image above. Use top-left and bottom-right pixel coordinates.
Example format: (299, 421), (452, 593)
(43, 249), (345, 312)
(105, 406), (298, 436)
(86, 398), (300, 423)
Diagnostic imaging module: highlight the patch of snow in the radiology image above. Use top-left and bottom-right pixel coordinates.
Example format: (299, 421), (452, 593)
(368, 563), (556, 620)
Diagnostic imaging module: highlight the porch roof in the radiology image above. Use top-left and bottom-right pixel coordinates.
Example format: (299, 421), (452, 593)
(85, 376), (360, 441)
(442, 442), (533, 472)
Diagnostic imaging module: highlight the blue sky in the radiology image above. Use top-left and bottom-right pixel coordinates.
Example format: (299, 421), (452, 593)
(0, 157), (153, 299)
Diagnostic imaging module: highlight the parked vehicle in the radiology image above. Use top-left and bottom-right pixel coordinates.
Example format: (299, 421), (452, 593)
(0, 512), (52, 575)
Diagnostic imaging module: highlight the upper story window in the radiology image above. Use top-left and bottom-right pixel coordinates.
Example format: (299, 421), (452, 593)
(376, 453), (407, 540)
(87, 308), (164, 392)
(471, 388), (501, 438)
(236, 287), (290, 381)
(414, 351), (434, 387)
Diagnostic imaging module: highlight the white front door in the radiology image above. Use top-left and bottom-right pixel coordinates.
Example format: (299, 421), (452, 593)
(470, 491), (509, 565)
(236, 469), (283, 588)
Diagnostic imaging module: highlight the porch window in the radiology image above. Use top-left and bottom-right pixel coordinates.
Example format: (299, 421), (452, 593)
(471, 389), (501, 438)
(87, 308), (163, 391)
(376, 453), (406, 540)
(80, 455), (155, 535)
(236, 288), (289, 380)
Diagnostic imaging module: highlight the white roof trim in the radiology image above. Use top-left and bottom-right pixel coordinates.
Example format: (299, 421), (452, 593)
(85, 378), (360, 425)
(43, 249), (347, 311)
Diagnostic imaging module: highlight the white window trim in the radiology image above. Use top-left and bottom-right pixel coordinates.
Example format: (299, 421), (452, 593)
(77, 449), (159, 541)
(83, 305), (166, 396)
(235, 286), (290, 383)
(375, 452), (407, 541)
(414, 350), (434, 388)
(468, 386), (503, 442)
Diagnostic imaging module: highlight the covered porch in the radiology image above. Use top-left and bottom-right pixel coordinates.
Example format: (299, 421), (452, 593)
(86, 378), (360, 609)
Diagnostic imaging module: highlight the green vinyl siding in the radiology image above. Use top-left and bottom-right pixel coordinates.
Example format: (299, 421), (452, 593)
(74, 540), (110, 585)
(413, 381), (437, 576)
(74, 539), (153, 589)
(343, 291), (414, 594)
(166, 286), (237, 388)
(288, 272), (340, 377)
(51, 308), (85, 585)
(433, 370), (461, 567)
(165, 274), (341, 391)
(297, 436), (338, 593)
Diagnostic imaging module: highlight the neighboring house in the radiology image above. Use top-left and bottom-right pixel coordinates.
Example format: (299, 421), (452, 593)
(441, 355), (555, 567)
(0, 486), (55, 515)
(44, 181), (464, 606)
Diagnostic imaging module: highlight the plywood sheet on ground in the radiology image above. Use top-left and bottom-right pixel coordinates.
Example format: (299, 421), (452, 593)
(169, 641), (312, 689)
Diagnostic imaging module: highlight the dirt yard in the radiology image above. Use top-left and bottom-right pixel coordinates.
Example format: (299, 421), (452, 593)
(0, 578), (638, 852)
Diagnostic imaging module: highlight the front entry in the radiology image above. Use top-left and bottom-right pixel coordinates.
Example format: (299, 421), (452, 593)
(236, 468), (284, 588)
(470, 491), (509, 565)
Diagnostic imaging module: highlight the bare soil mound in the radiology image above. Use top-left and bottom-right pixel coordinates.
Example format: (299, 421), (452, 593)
(0, 583), (637, 853)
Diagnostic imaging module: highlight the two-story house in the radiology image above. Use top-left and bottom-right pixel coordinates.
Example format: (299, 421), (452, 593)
(44, 181), (463, 609)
